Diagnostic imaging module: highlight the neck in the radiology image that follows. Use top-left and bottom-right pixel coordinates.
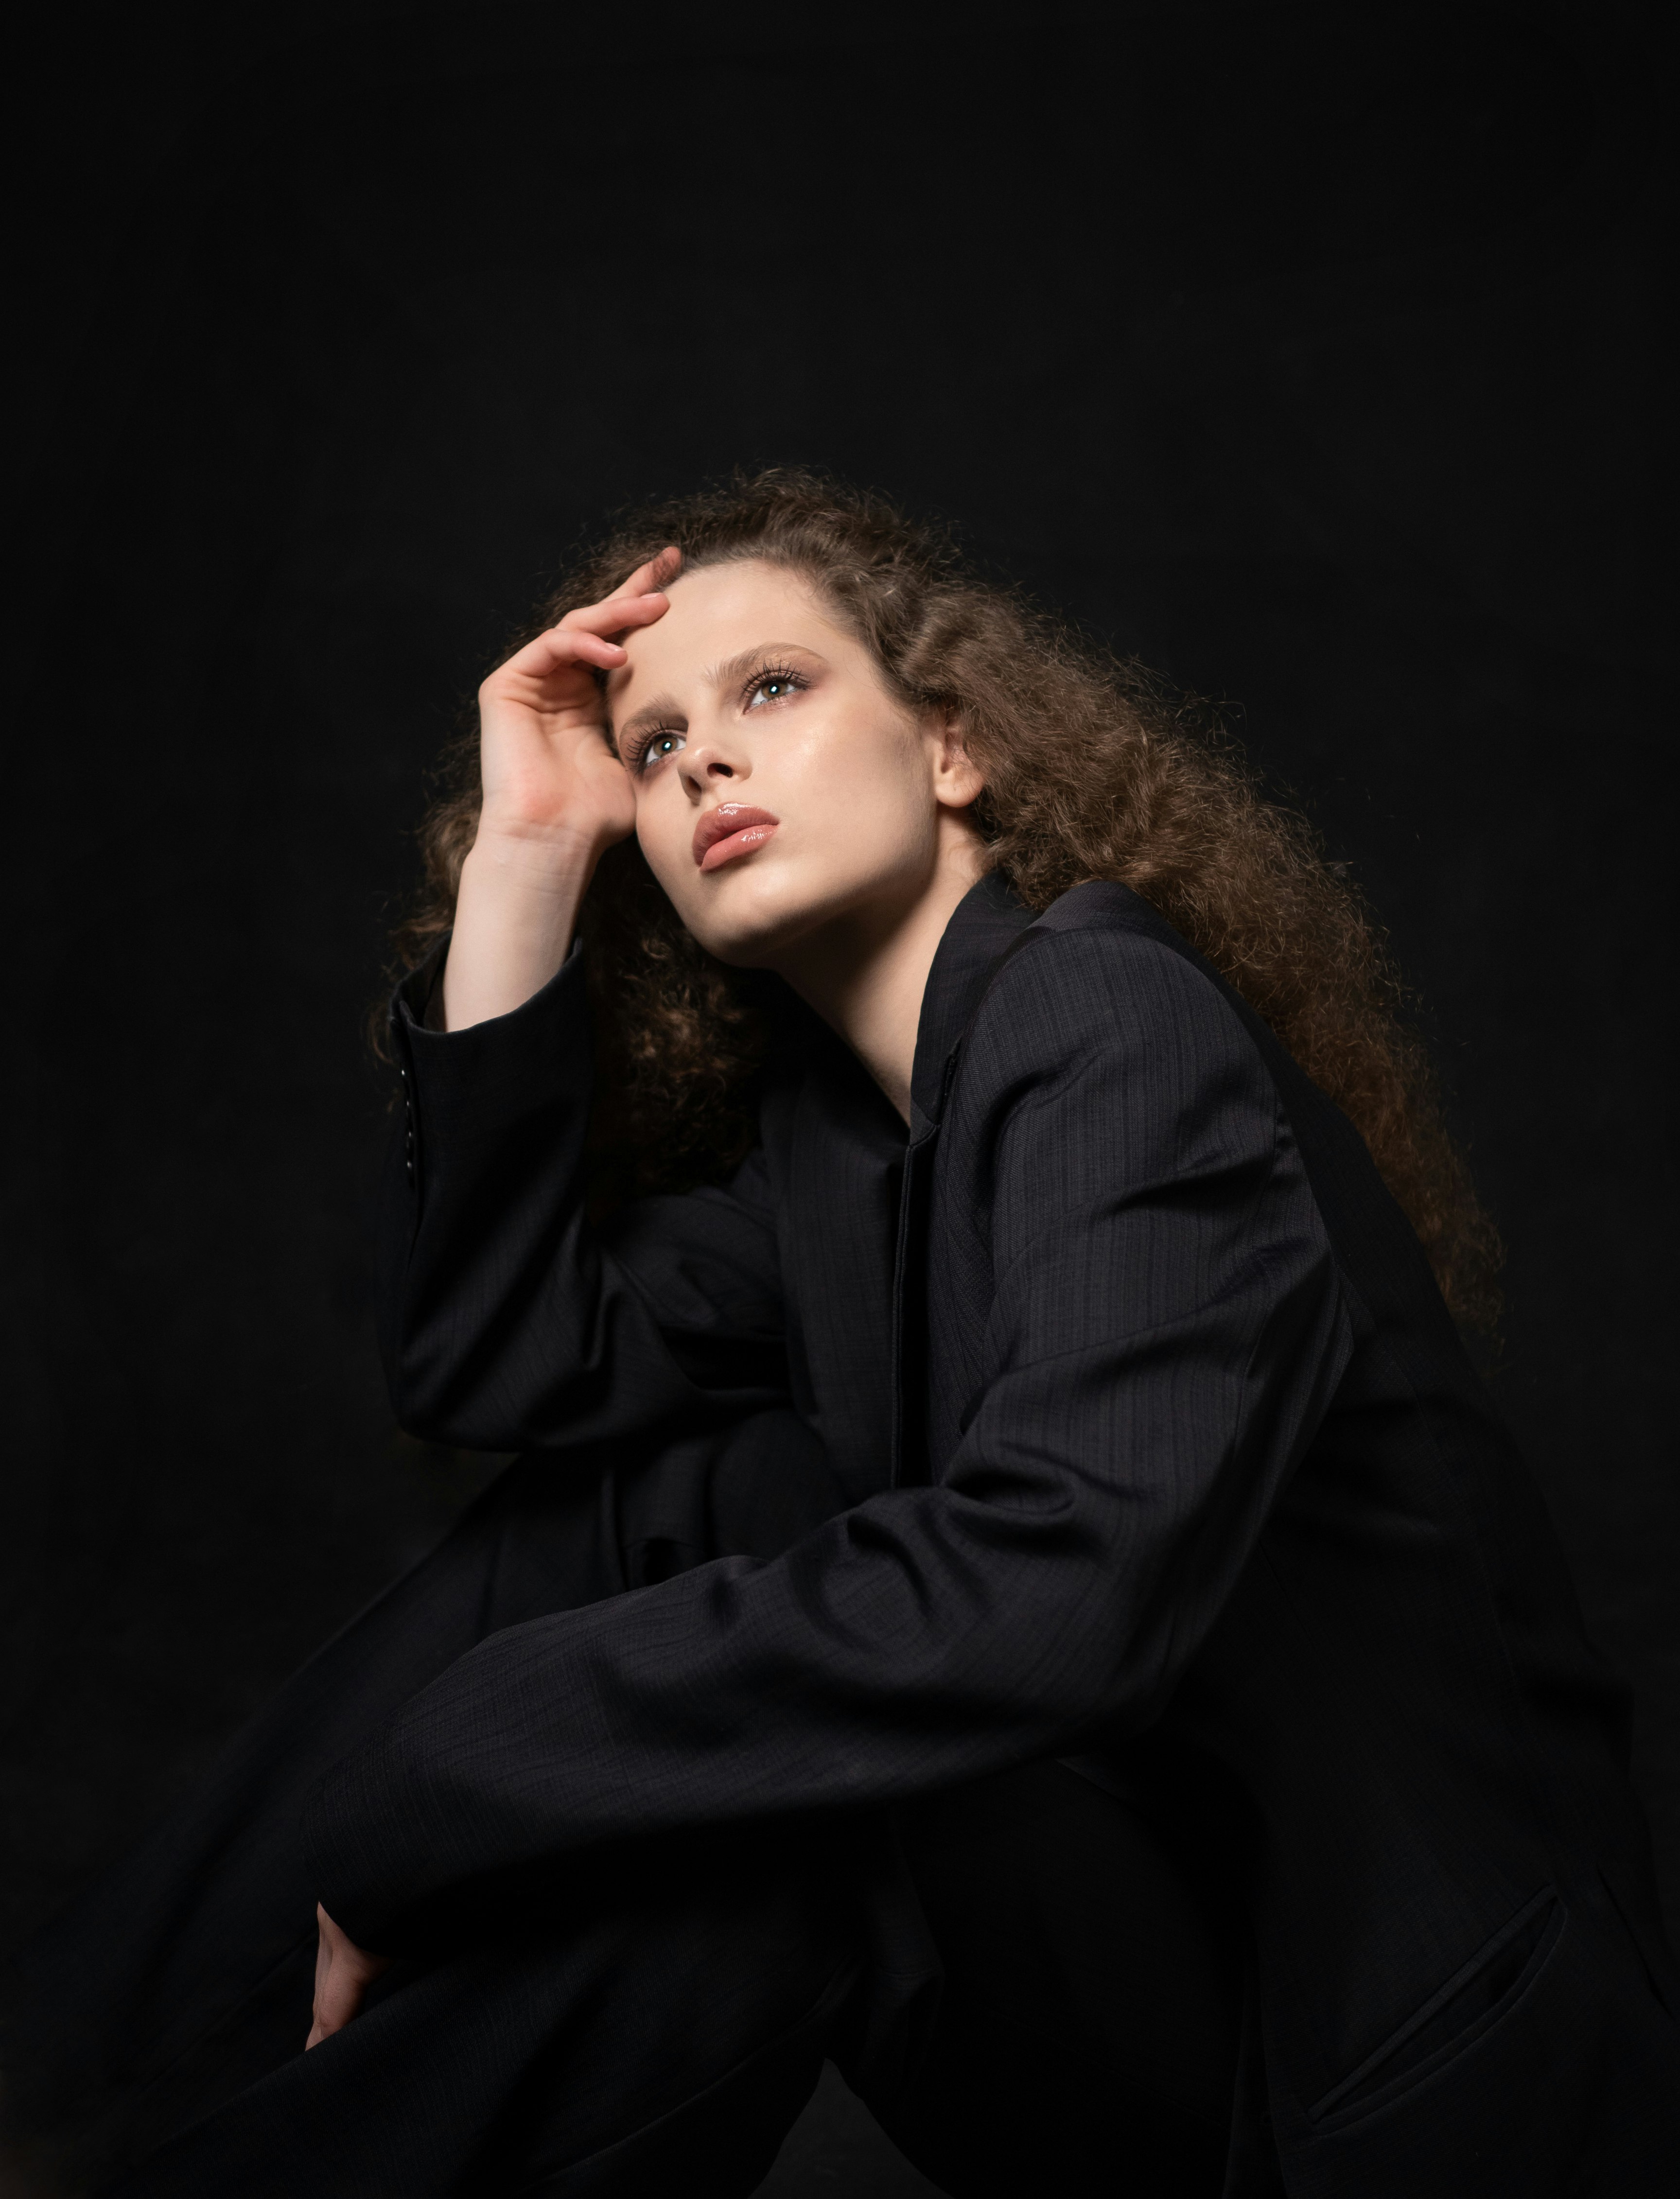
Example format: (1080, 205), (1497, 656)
(774, 818), (985, 1123)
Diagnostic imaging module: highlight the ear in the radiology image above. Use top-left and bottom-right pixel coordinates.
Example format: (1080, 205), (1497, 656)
(928, 713), (985, 810)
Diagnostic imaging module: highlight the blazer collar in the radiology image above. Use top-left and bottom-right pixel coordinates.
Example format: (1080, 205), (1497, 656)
(909, 871), (1036, 1130)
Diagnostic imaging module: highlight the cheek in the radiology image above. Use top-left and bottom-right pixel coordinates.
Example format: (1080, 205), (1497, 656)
(632, 790), (693, 899)
(784, 710), (929, 833)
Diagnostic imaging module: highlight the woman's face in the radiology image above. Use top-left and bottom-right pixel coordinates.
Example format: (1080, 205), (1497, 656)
(608, 558), (981, 969)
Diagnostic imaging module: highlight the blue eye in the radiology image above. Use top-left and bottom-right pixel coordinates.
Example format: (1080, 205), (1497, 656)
(637, 732), (686, 772)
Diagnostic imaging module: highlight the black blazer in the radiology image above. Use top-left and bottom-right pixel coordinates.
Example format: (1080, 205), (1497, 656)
(308, 873), (1680, 2195)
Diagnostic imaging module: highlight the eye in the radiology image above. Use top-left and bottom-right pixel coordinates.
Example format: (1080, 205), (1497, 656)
(743, 666), (808, 711)
(635, 731), (686, 773)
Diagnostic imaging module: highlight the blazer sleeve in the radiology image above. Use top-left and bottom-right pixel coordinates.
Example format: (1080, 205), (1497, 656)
(311, 930), (1354, 1949)
(380, 946), (788, 1453)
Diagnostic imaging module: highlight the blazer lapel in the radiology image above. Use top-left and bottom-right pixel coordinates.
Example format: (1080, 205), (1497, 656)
(890, 1106), (941, 1489)
(779, 1023), (906, 1507)
(890, 875), (1038, 1488)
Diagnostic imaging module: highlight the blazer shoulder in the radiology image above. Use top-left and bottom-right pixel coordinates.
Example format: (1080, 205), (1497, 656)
(969, 883), (1262, 1088)
(998, 887), (1455, 1338)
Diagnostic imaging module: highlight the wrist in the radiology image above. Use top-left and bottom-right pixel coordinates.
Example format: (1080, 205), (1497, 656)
(461, 822), (604, 896)
(442, 844), (587, 1032)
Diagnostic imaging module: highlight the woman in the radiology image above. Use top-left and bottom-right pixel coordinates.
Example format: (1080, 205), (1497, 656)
(3, 472), (1676, 2197)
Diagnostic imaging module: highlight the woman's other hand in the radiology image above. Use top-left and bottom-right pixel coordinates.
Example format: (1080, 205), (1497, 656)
(305, 1902), (393, 2049)
(440, 551), (677, 1030)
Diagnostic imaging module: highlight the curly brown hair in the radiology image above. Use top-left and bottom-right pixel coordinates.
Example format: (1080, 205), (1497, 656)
(395, 468), (1500, 1327)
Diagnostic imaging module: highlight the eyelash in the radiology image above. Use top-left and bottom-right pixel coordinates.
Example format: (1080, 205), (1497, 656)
(629, 661), (810, 772)
(741, 661), (808, 710)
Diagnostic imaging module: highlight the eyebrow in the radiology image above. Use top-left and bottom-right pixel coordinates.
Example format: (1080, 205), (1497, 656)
(609, 642), (830, 751)
(612, 693), (682, 753)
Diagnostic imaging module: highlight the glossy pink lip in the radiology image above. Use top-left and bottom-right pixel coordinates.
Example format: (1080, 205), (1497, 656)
(693, 803), (780, 873)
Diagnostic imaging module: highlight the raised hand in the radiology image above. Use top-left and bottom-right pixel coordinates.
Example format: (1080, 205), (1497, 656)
(439, 550), (678, 1030)
(474, 549), (677, 853)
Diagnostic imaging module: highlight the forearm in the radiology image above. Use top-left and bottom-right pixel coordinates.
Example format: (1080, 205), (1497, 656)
(321, 926), (1351, 1949)
(306, 1235), (1345, 1954)
(438, 826), (599, 1031)
(438, 553), (672, 1026)
(321, 1152), (1348, 1948)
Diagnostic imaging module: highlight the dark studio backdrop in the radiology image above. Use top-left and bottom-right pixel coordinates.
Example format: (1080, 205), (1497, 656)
(4, 0), (1675, 1990)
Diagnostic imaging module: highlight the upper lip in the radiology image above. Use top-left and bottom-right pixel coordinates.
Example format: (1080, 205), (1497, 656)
(692, 803), (780, 866)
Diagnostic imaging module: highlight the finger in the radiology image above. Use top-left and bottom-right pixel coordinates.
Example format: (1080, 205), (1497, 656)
(306, 1906), (332, 2048)
(306, 1905), (383, 2047)
(557, 589), (670, 639)
(307, 1954), (347, 2048)
(557, 546), (682, 635)
(310, 1978), (362, 2042)
(311, 1948), (366, 2041)
(488, 626), (628, 686)
(620, 545), (682, 597)
(533, 626), (630, 666)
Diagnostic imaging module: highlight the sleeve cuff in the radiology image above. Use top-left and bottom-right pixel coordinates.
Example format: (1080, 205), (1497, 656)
(384, 939), (593, 1194)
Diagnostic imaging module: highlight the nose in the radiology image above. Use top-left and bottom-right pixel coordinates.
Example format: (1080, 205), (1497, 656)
(679, 740), (745, 796)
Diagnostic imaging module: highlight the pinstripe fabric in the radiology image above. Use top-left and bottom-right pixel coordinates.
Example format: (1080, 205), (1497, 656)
(17, 875), (1662, 2194)
(280, 872), (1680, 2192)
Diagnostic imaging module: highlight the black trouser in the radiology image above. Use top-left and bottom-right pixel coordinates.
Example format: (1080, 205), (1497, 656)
(0, 1442), (1245, 2198)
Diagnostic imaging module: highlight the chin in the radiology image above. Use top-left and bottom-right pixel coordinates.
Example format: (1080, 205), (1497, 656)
(688, 904), (812, 970)
(675, 866), (843, 970)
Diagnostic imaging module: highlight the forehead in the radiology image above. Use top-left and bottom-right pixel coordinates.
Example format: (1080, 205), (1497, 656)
(606, 558), (854, 704)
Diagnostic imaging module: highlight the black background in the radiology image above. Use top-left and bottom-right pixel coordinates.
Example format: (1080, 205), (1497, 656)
(4, 0), (1674, 1970)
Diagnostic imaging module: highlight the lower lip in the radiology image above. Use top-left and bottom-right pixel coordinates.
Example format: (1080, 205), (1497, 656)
(700, 822), (779, 873)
